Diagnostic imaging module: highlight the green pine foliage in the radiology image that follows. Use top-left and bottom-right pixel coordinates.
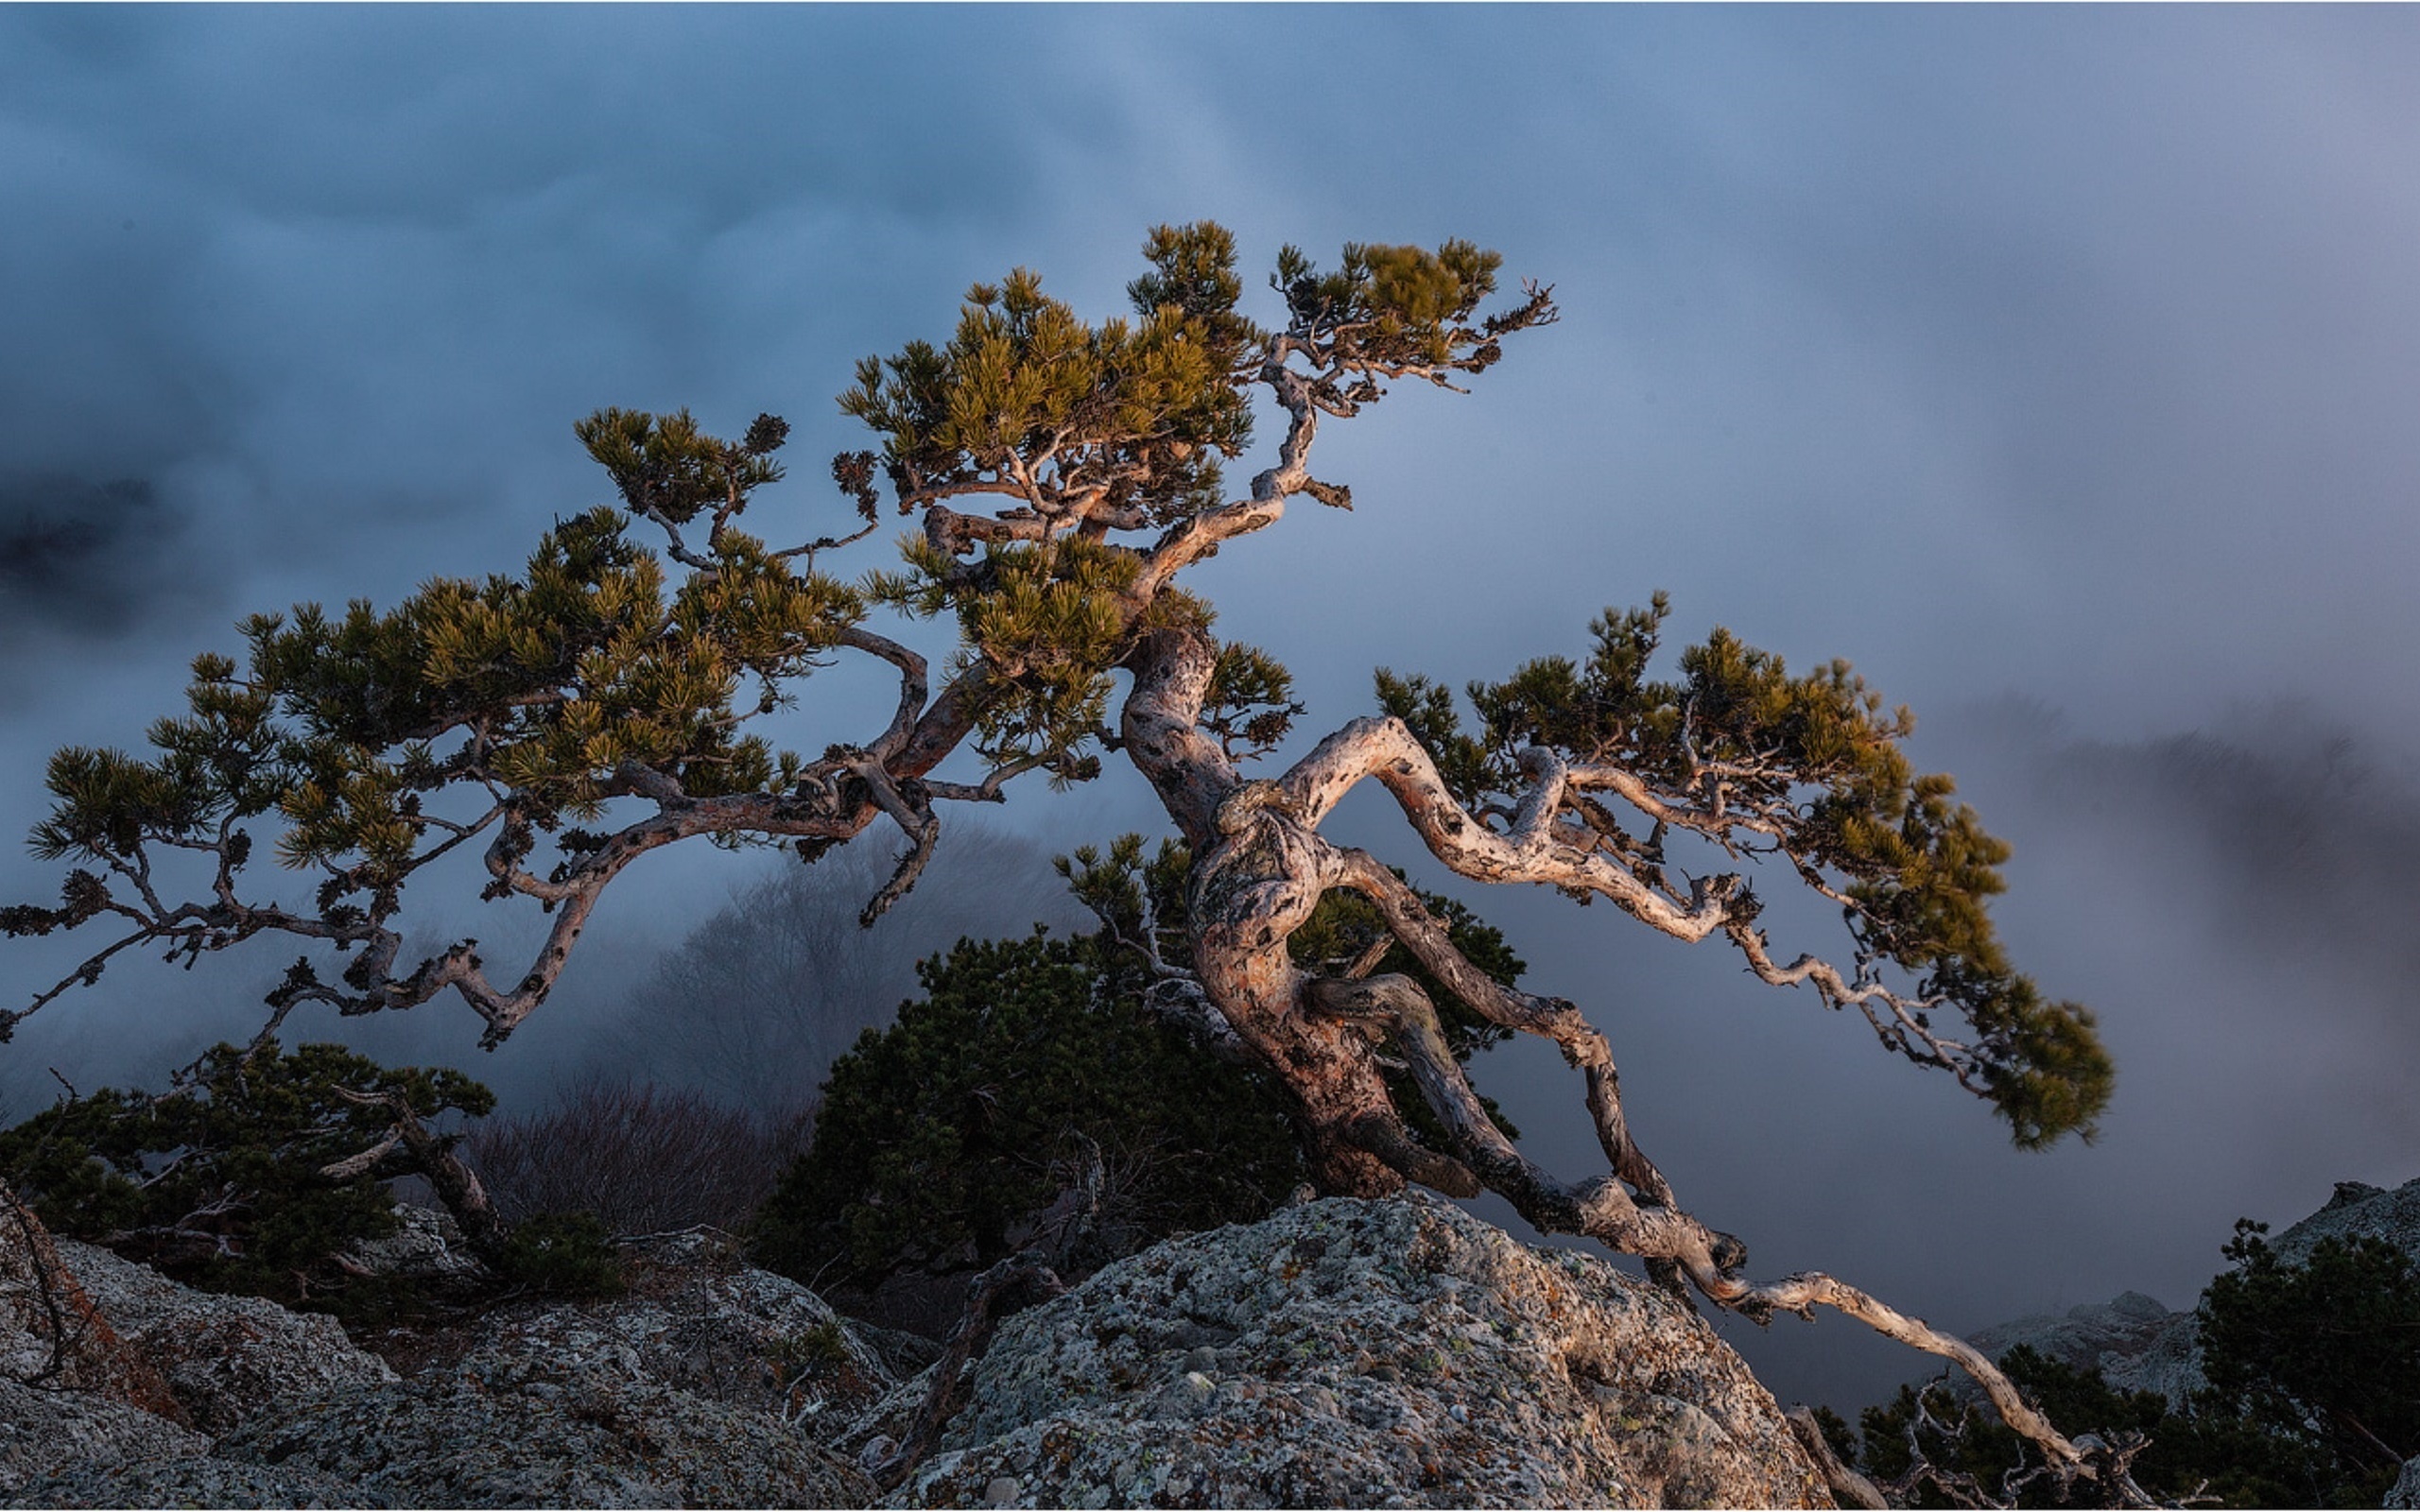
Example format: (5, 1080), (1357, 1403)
(0, 1041), (493, 1308)
(867, 532), (1214, 775)
(1271, 238), (1519, 373)
(494, 1210), (628, 1299)
(751, 928), (1308, 1288)
(841, 223), (1259, 525)
(2194, 1221), (2420, 1505)
(1376, 593), (2112, 1147)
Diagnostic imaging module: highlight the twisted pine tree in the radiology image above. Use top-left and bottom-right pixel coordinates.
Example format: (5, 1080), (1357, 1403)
(3, 223), (2123, 1498)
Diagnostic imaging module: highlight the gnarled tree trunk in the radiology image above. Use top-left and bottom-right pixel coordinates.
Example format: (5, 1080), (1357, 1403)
(1118, 619), (2148, 1508)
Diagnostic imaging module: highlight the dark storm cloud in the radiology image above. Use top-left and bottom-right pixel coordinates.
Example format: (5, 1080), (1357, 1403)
(1990, 700), (2420, 987)
(0, 5), (1098, 681)
(0, 474), (182, 631)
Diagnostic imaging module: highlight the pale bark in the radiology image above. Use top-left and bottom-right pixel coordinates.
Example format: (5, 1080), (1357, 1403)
(1786, 1407), (1890, 1511)
(1115, 619), (2144, 1503)
(329, 1086), (509, 1263)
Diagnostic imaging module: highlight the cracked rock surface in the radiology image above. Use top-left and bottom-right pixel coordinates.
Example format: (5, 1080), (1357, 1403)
(9, 1189), (1831, 1509)
(883, 1194), (1827, 1509)
(55, 1238), (399, 1435)
(213, 1355), (876, 1508)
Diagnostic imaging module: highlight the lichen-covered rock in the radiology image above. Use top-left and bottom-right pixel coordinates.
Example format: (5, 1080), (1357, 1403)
(1, 1185), (186, 1421)
(468, 1228), (897, 1425)
(55, 1237), (398, 1435)
(878, 1194), (1827, 1509)
(2270, 1177), (2420, 1267)
(2384, 1452), (2420, 1510)
(0, 1376), (208, 1496)
(341, 1203), (489, 1283)
(4, 1453), (379, 1509)
(216, 1350), (878, 1508)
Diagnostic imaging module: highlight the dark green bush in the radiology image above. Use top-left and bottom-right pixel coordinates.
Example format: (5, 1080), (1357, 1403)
(2193, 1221), (2420, 1506)
(754, 834), (1534, 1297)
(496, 1210), (628, 1298)
(752, 928), (1309, 1288)
(0, 1040), (493, 1309)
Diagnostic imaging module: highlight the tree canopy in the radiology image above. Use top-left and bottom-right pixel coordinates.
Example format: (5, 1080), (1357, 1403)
(3, 221), (2123, 1497)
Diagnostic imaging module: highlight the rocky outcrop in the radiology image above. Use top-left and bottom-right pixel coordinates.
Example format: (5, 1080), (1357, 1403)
(2385, 1453), (2420, 1510)
(471, 1228), (898, 1425)
(11, 1450), (377, 1509)
(0, 1185), (185, 1423)
(53, 1237), (398, 1435)
(1964, 1290), (2203, 1408)
(213, 1354), (878, 1508)
(8, 1191), (1834, 1509)
(2, 1184), (211, 1497)
(866, 1193), (1829, 1509)
(341, 1202), (490, 1283)
(1965, 1289), (2177, 1377)
(2269, 1177), (2420, 1267)
(0, 1377), (208, 1497)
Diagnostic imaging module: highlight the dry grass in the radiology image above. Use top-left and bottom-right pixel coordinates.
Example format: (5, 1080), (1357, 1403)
(464, 1075), (814, 1236)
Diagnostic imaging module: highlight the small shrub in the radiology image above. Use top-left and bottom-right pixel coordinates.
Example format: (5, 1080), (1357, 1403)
(0, 1041), (493, 1309)
(497, 1211), (627, 1298)
(752, 929), (1308, 1291)
(466, 1075), (812, 1237)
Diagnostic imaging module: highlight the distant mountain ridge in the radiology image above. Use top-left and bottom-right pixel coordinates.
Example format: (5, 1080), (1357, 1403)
(1962, 1175), (2420, 1410)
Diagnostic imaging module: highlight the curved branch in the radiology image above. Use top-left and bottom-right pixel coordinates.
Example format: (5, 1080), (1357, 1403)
(1324, 850), (1674, 1208)
(839, 627), (929, 763)
(846, 757), (939, 927)
(1313, 961), (2131, 1500)
(1128, 362), (1323, 603)
(1282, 717), (1737, 939)
(1285, 719), (2010, 1092)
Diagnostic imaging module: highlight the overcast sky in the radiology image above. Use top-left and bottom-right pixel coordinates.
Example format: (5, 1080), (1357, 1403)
(4, 6), (2417, 1410)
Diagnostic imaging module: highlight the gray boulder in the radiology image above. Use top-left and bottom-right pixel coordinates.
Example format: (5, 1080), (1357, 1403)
(53, 1237), (399, 1435)
(216, 1352), (877, 1508)
(470, 1228), (898, 1425)
(872, 1194), (1828, 1510)
(2385, 1453), (2420, 1510)
(340, 1202), (490, 1283)
(0, 1376), (208, 1497)
(1, 1185), (187, 1421)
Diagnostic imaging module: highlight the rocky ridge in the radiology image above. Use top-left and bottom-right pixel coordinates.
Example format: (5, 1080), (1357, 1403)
(1, 1188), (1829, 1508)
(1961, 1175), (2420, 1411)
